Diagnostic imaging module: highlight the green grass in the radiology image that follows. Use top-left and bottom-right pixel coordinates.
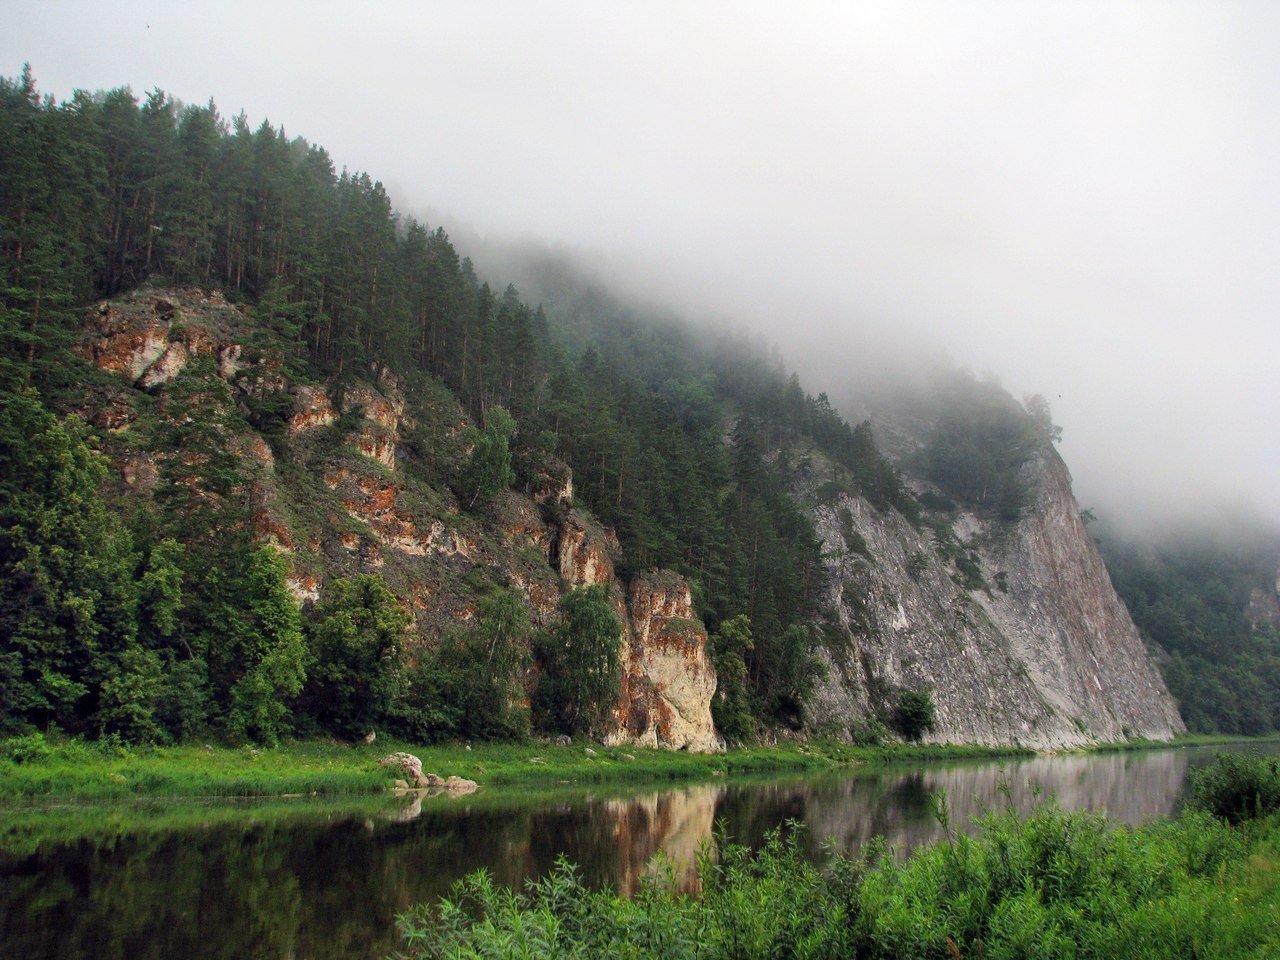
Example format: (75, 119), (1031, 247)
(1083, 732), (1280, 754)
(0, 733), (1032, 802)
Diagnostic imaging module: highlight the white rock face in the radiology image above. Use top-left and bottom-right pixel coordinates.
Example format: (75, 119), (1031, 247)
(807, 448), (1184, 748)
(556, 511), (616, 588)
(288, 384), (337, 434)
(137, 341), (189, 388)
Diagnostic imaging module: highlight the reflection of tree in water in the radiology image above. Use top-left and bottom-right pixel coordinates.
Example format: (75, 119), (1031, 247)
(2, 825), (308, 960)
(711, 782), (808, 848)
(887, 772), (934, 818)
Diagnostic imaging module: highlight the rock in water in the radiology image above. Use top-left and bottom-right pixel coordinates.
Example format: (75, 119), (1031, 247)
(444, 775), (478, 796)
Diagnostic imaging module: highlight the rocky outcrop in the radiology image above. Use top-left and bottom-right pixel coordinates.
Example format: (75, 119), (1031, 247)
(80, 288), (246, 391)
(807, 447), (1184, 747)
(554, 510), (617, 588)
(81, 289), (1185, 753)
(976, 452), (1184, 742)
(606, 571), (722, 753)
(342, 383), (406, 469)
(76, 287), (725, 752)
(1247, 569), (1280, 630)
(288, 385), (337, 434)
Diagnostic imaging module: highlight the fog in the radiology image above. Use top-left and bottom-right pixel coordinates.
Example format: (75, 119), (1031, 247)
(7, 1), (1279, 531)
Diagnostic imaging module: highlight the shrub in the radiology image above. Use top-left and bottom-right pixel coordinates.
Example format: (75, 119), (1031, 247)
(1187, 752), (1280, 824)
(2, 731), (53, 764)
(389, 588), (532, 742)
(533, 585), (622, 737)
(891, 690), (936, 742)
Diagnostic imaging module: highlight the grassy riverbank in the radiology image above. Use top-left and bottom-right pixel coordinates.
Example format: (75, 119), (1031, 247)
(0, 733), (1032, 802)
(1084, 731), (1280, 754)
(398, 753), (1280, 959)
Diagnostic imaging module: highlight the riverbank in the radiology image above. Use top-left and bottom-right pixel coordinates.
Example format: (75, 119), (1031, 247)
(1084, 732), (1280, 754)
(0, 733), (1033, 802)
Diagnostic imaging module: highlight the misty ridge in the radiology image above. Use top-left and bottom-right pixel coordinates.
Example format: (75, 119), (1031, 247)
(460, 227), (1280, 540)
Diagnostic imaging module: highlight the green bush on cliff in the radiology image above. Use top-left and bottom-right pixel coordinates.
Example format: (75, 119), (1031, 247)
(302, 574), (408, 739)
(891, 690), (937, 743)
(390, 588), (533, 743)
(709, 614), (755, 744)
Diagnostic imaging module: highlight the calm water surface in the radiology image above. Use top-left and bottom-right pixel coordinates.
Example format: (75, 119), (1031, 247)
(3, 743), (1276, 960)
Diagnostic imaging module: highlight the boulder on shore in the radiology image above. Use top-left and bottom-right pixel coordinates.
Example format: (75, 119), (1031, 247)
(379, 752), (428, 787)
(380, 753), (479, 796)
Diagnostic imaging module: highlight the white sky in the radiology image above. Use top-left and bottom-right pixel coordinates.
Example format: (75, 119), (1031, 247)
(6, 1), (1279, 528)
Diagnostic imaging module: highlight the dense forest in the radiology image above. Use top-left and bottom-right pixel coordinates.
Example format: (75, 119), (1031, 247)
(0, 68), (918, 744)
(1099, 522), (1280, 735)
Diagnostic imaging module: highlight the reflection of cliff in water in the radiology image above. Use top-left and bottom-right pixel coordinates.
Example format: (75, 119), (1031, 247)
(792, 749), (1194, 857)
(3, 746), (1273, 960)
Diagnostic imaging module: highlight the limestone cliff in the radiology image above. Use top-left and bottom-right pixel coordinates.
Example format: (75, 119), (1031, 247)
(805, 444), (1184, 747)
(78, 285), (721, 751)
(550, 514), (721, 751)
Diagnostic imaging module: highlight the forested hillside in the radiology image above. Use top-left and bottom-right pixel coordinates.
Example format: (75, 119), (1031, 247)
(0, 68), (915, 744)
(1098, 522), (1280, 735)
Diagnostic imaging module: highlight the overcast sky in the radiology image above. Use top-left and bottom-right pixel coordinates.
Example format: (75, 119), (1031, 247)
(6, 1), (1279, 529)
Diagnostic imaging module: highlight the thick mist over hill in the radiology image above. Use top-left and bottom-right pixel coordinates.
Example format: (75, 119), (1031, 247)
(7, 1), (1279, 531)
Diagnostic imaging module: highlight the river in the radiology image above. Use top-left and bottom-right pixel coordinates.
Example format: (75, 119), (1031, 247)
(2, 743), (1275, 959)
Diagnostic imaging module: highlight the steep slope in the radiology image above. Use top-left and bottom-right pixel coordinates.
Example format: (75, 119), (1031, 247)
(802, 417), (1184, 747)
(1099, 518), (1280, 735)
(76, 286), (721, 750)
(483, 248), (1185, 747)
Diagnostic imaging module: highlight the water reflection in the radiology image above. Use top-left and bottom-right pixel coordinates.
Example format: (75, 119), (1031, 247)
(1, 744), (1274, 960)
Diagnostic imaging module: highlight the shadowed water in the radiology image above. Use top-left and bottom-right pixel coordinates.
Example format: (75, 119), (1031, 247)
(2, 744), (1275, 960)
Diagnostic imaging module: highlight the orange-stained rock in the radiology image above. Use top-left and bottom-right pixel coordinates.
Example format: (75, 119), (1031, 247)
(342, 384), (406, 469)
(288, 384), (337, 434)
(606, 570), (722, 753)
(555, 510), (616, 588)
(324, 465), (481, 560)
(286, 572), (321, 604)
(494, 492), (554, 556)
(80, 287), (246, 389)
(355, 428), (397, 469)
(530, 457), (574, 506)
(253, 508), (295, 551)
(137, 341), (190, 388)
